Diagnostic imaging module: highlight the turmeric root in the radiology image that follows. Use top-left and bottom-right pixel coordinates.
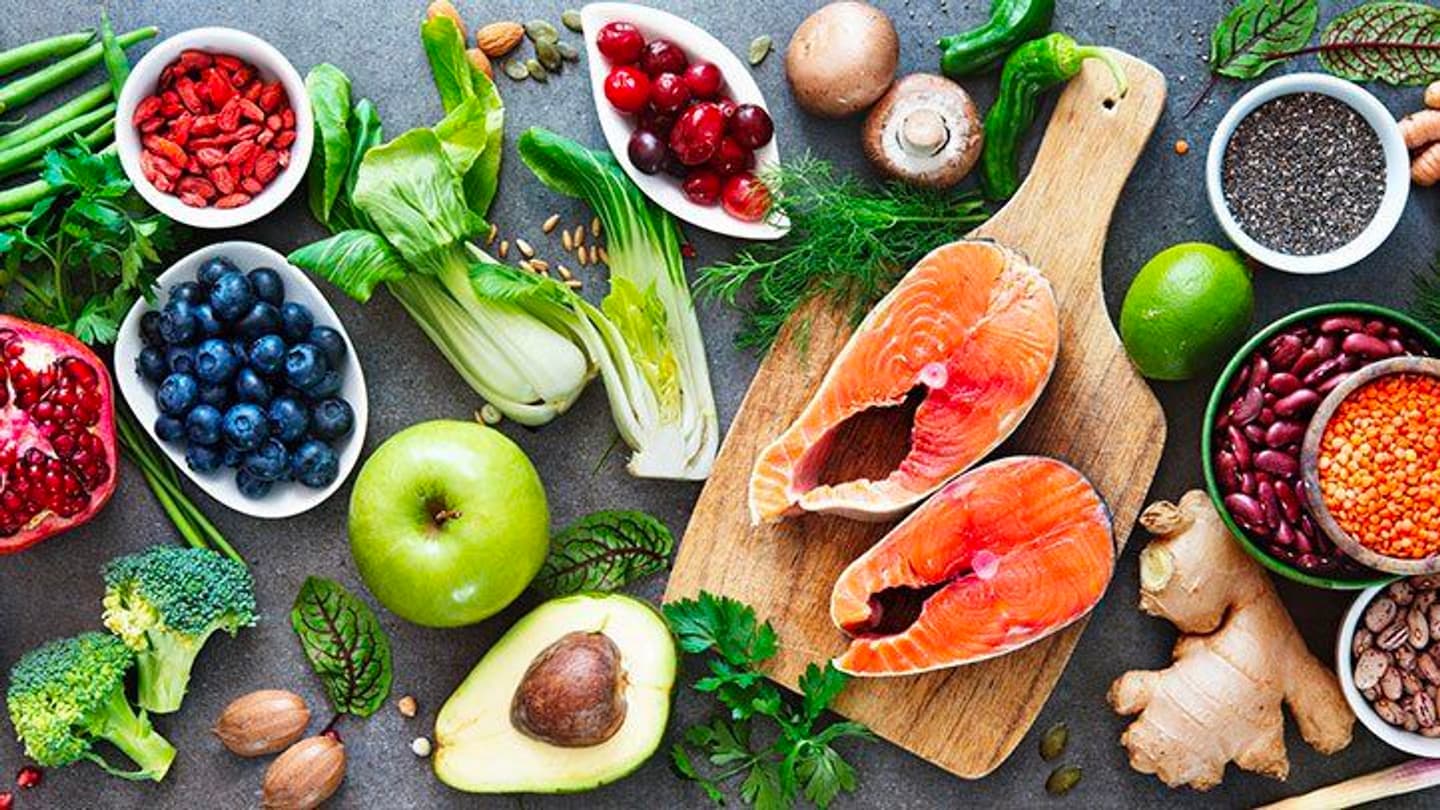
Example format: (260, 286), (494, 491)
(1414, 142), (1440, 187)
(1426, 80), (1440, 111)
(1399, 108), (1440, 150)
(1108, 491), (1353, 791)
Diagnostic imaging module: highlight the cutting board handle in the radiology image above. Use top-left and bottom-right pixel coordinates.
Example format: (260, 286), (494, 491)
(982, 51), (1167, 247)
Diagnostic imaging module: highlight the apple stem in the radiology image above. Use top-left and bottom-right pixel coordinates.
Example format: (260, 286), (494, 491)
(434, 508), (462, 525)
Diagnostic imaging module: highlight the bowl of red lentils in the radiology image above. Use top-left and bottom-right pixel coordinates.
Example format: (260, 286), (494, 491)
(1301, 357), (1440, 575)
(115, 27), (313, 229)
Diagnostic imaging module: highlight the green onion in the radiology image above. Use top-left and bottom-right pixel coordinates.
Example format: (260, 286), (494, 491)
(0, 30), (95, 78)
(0, 27), (155, 114)
(0, 103), (114, 179)
(0, 83), (109, 154)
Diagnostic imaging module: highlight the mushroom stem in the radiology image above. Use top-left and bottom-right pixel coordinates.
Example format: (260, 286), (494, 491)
(899, 109), (950, 157)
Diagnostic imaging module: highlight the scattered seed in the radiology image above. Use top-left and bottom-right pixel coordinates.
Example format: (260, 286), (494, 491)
(574, 224), (586, 247)
(516, 238), (535, 258)
(556, 41), (580, 62)
(1174, 139), (1190, 155)
(499, 239), (510, 259)
(591, 216), (601, 236)
(485, 223), (499, 245)
(579, 245), (591, 266)
(518, 260), (535, 273)
(748, 35), (773, 66)
(397, 695), (418, 718)
(565, 278), (583, 289)
(536, 40), (563, 72)
(411, 736), (433, 757)
(1039, 723), (1068, 761)
(558, 264), (573, 280)
(597, 246), (610, 265)
(530, 258), (550, 272)
(561, 9), (583, 32)
(542, 214), (560, 233)
(526, 19), (559, 44)
(1046, 765), (1082, 796)
(526, 58), (548, 82)
(681, 243), (696, 259)
(503, 59), (529, 81)
(479, 403), (503, 425)
(562, 229), (574, 250)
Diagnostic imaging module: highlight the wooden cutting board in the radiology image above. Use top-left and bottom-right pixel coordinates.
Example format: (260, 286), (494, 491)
(665, 52), (1168, 779)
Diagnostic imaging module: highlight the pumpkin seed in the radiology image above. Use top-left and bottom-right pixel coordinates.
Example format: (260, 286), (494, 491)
(556, 41), (580, 62)
(536, 40), (563, 72)
(1045, 765), (1082, 796)
(561, 10), (583, 32)
(1039, 723), (1068, 761)
(526, 58), (548, 82)
(526, 19), (559, 44)
(748, 35), (773, 66)
(503, 59), (529, 81)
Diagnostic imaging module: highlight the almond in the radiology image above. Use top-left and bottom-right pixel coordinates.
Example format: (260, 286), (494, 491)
(426, 0), (466, 32)
(476, 21), (524, 58)
(466, 47), (494, 80)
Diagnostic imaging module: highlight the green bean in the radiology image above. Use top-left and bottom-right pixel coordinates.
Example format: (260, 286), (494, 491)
(0, 30), (95, 78)
(0, 142), (114, 214)
(99, 11), (131, 99)
(13, 118), (116, 174)
(0, 104), (114, 179)
(0, 27), (156, 114)
(0, 209), (29, 227)
(0, 83), (109, 153)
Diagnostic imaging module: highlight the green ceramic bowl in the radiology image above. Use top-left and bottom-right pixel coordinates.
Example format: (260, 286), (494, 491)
(1202, 302), (1440, 589)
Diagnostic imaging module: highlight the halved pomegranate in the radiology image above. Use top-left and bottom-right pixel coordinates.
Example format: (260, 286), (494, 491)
(0, 316), (117, 553)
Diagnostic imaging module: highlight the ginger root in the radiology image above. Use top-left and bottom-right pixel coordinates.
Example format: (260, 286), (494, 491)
(1108, 491), (1353, 791)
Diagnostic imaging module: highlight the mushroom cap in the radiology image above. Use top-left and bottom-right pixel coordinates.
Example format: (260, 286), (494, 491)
(862, 73), (983, 189)
(785, 1), (899, 119)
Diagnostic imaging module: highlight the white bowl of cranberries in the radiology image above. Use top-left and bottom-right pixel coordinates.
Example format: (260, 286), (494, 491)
(581, 3), (786, 241)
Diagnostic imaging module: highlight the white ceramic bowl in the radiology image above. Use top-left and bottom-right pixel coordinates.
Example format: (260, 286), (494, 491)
(1205, 73), (1409, 275)
(581, 2), (787, 241)
(116, 27), (314, 229)
(1336, 583), (1440, 757)
(115, 241), (367, 519)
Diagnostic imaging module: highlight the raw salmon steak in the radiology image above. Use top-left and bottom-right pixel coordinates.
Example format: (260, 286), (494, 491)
(830, 457), (1114, 677)
(748, 240), (1059, 524)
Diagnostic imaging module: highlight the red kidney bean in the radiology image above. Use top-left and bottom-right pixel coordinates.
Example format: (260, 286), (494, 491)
(1232, 387), (1264, 425)
(1265, 420), (1304, 448)
(1226, 494), (1268, 534)
(1256, 449), (1298, 477)
(1269, 334), (1304, 368)
(1241, 471), (1257, 495)
(1275, 389), (1321, 417)
(1229, 426), (1252, 469)
(1365, 319), (1387, 336)
(1259, 407), (1276, 425)
(1217, 451), (1240, 489)
(1314, 335), (1339, 360)
(1303, 356), (1348, 386)
(1292, 349), (1323, 378)
(1318, 371), (1353, 395)
(1250, 355), (1271, 387)
(1243, 424), (1267, 444)
(1258, 479), (1280, 528)
(1267, 372), (1301, 396)
(1387, 338), (1406, 355)
(1342, 332), (1394, 358)
(1275, 520), (1297, 547)
(1320, 316), (1364, 334)
(1225, 362), (1251, 398)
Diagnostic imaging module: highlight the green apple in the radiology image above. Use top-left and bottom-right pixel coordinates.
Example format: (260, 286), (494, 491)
(348, 420), (549, 627)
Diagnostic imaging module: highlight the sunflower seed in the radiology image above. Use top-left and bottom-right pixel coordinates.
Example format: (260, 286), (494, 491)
(542, 214), (560, 233)
(485, 223), (499, 245)
(748, 35), (773, 66)
(526, 20), (559, 44)
(499, 240), (510, 259)
(516, 238), (535, 258)
(562, 230), (574, 251)
(1046, 765), (1082, 796)
(591, 216), (601, 236)
(526, 58), (548, 82)
(556, 41), (580, 62)
(561, 10), (582, 32)
(503, 59), (529, 81)
(536, 40), (563, 71)
(1039, 724), (1068, 761)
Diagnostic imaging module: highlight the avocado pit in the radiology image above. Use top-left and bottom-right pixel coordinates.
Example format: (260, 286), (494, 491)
(511, 631), (628, 747)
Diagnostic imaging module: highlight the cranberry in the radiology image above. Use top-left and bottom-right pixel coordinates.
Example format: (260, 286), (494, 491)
(649, 72), (690, 113)
(628, 130), (668, 174)
(683, 62), (723, 99)
(15, 767), (40, 790)
(716, 97), (738, 120)
(663, 153), (689, 179)
(604, 65), (651, 114)
(683, 170), (723, 205)
(640, 39), (688, 76)
(708, 137), (754, 176)
(0, 791), (11, 810)
(722, 173), (771, 222)
(730, 104), (774, 150)
(669, 102), (725, 166)
(596, 21), (645, 64)
(637, 105), (676, 138)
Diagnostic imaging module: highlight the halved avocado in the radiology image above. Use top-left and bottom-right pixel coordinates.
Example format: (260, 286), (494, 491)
(433, 593), (676, 793)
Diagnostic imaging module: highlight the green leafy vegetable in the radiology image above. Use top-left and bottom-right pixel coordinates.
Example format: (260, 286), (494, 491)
(305, 63), (353, 227)
(290, 576), (393, 718)
(423, 16), (505, 214)
(532, 510), (674, 596)
(664, 592), (873, 808)
(1208, 0), (1318, 80)
(699, 156), (990, 351)
(1316, 2), (1440, 85)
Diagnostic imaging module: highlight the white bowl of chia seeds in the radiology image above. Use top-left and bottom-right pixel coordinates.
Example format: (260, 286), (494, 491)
(1206, 73), (1410, 275)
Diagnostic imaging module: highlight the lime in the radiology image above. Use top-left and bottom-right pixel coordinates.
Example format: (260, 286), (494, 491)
(1120, 243), (1254, 381)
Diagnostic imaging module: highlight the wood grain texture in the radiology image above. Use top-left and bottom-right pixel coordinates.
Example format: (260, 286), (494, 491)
(665, 52), (1169, 778)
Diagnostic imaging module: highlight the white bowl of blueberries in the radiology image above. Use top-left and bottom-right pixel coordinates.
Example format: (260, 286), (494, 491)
(115, 241), (367, 519)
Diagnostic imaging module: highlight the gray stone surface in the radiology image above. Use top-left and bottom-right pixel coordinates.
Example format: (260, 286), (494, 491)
(1, 0), (1436, 807)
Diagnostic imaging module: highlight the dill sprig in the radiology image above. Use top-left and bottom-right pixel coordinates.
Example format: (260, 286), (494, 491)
(698, 156), (990, 351)
(1416, 258), (1440, 335)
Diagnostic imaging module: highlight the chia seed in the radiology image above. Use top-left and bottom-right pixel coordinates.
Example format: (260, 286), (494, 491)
(1221, 92), (1386, 256)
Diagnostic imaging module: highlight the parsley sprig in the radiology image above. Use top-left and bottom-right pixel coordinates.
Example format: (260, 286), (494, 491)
(664, 592), (873, 809)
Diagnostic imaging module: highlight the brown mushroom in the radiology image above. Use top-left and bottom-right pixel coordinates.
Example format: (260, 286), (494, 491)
(510, 631), (628, 747)
(862, 74), (983, 189)
(785, 2), (899, 119)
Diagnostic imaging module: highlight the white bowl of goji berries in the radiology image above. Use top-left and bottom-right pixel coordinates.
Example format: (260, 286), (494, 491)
(116, 27), (313, 229)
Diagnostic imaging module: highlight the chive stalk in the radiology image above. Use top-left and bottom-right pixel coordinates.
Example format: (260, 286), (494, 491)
(0, 27), (156, 114)
(0, 83), (110, 154)
(0, 31), (95, 78)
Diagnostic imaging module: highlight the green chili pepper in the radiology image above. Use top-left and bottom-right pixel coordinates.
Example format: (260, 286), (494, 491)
(979, 33), (1128, 201)
(938, 0), (1054, 78)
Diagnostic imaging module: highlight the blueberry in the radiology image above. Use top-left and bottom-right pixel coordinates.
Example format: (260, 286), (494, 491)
(291, 440), (340, 488)
(166, 346), (196, 375)
(192, 303), (223, 338)
(304, 370), (342, 399)
(307, 326), (347, 368)
(194, 338), (241, 384)
(235, 468), (274, 498)
(169, 280), (205, 305)
(229, 338), (250, 362)
(140, 310), (165, 347)
(198, 383), (230, 409)
(234, 367), (272, 404)
(310, 398), (355, 441)
(156, 373), (199, 416)
(154, 415), (185, 443)
(248, 335), (287, 376)
(185, 404), (224, 445)
(222, 403), (270, 451)
(279, 302), (314, 343)
(158, 299), (199, 345)
(185, 442), (224, 473)
(223, 445), (246, 469)
(284, 343), (327, 390)
(268, 397), (309, 444)
(242, 438), (290, 482)
(197, 256), (238, 288)
(248, 267), (285, 306)
(136, 346), (169, 384)
(210, 271), (256, 322)
(236, 301), (282, 339)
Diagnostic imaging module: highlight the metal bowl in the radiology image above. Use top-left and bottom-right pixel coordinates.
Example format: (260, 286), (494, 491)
(1300, 356), (1440, 575)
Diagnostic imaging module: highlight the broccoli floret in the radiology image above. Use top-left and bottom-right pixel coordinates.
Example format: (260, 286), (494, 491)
(7, 632), (176, 781)
(102, 545), (257, 714)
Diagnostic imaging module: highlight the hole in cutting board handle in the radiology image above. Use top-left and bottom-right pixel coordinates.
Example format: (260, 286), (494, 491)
(1102, 97), (1116, 110)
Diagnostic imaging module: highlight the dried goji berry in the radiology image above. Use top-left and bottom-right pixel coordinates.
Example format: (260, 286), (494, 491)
(273, 130), (296, 149)
(253, 153), (279, 184)
(144, 136), (188, 166)
(160, 98), (183, 117)
(179, 49), (213, 71)
(209, 165), (236, 194)
(241, 176), (264, 194)
(175, 77), (205, 114)
(134, 95), (163, 122)
(258, 82), (284, 113)
(257, 129), (275, 147)
(192, 114), (219, 136)
(214, 54), (242, 72)
(281, 108), (295, 129)
(265, 113), (281, 132)
(194, 147), (226, 168)
(149, 153), (183, 180)
(276, 149), (290, 167)
(178, 176), (217, 199)
(226, 140), (259, 166)
(159, 65), (176, 88)
(139, 117), (165, 134)
(138, 151), (159, 182)
(233, 98), (263, 123)
(243, 80), (263, 102)
(203, 68), (235, 107)
(179, 192), (208, 208)
(214, 193), (252, 209)
(153, 174), (175, 193)
(168, 115), (194, 146)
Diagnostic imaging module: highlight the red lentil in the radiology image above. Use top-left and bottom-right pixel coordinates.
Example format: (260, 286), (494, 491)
(1317, 373), (1440, 559)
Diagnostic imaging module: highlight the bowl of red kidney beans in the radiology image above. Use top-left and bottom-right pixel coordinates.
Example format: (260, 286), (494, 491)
(1203, 302), (1440, 589)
